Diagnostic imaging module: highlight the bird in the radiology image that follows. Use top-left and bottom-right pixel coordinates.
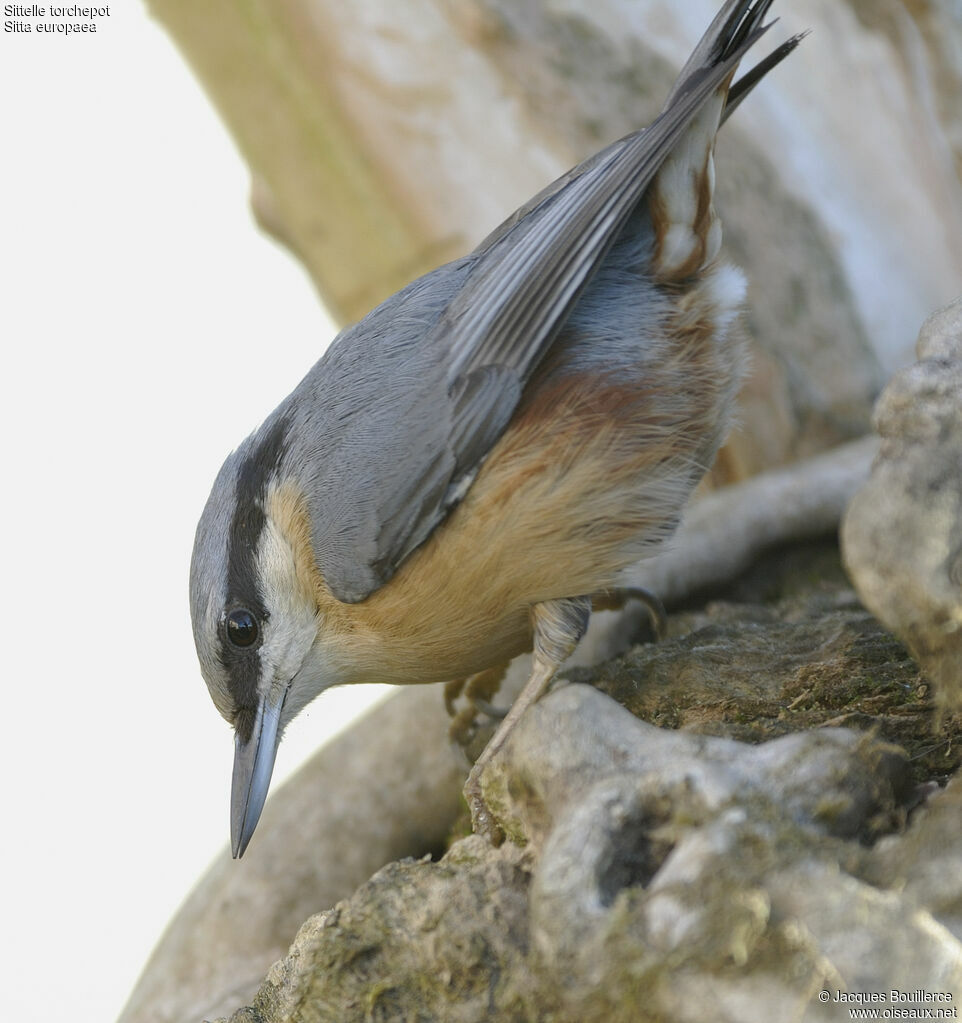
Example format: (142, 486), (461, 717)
(189, 0), (803, 857)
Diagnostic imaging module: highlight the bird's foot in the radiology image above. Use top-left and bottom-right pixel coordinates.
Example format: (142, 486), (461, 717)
(464, 760), (504, 845)
(446, 663), (510, 748)
(592, 586), (667, 641)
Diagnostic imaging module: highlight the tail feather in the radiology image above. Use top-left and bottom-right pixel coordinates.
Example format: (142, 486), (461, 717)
(723, 32), (808, 124)
(663, 0), (776, 109)
(650, 1), (800, 280)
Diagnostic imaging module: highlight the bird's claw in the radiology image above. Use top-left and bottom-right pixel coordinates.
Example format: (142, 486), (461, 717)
(592, 586), (668, 641)
(445, 663), (511, 747)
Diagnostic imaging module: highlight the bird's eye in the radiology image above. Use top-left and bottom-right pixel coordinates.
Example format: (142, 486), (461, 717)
(225, 608), (259, 648)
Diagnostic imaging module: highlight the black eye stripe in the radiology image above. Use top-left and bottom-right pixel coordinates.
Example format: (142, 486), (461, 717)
(221, 413), (289, 722)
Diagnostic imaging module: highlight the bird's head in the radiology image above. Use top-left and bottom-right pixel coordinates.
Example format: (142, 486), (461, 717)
(189, 417), (342, 857)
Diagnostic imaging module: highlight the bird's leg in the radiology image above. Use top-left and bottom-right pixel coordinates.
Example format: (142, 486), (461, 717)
(592, 586), (668, 640)
(465, 595), (592, 840)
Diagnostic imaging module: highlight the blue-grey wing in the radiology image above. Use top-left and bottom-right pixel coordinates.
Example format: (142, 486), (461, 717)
(292, 3), (787, 602)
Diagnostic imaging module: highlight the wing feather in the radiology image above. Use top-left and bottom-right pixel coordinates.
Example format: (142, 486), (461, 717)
(293, 1), (798, 603)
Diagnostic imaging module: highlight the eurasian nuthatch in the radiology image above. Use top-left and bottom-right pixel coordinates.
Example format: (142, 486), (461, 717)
(189, 0), (802, 856)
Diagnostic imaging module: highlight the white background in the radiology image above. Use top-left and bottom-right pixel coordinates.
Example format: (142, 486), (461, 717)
(0, 5), (389, 1019)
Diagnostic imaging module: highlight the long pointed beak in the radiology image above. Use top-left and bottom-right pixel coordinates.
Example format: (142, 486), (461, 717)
(231, 688), (287, 858)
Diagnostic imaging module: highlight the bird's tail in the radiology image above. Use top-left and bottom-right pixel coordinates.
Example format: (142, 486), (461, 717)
(649, 0), (805, 280)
